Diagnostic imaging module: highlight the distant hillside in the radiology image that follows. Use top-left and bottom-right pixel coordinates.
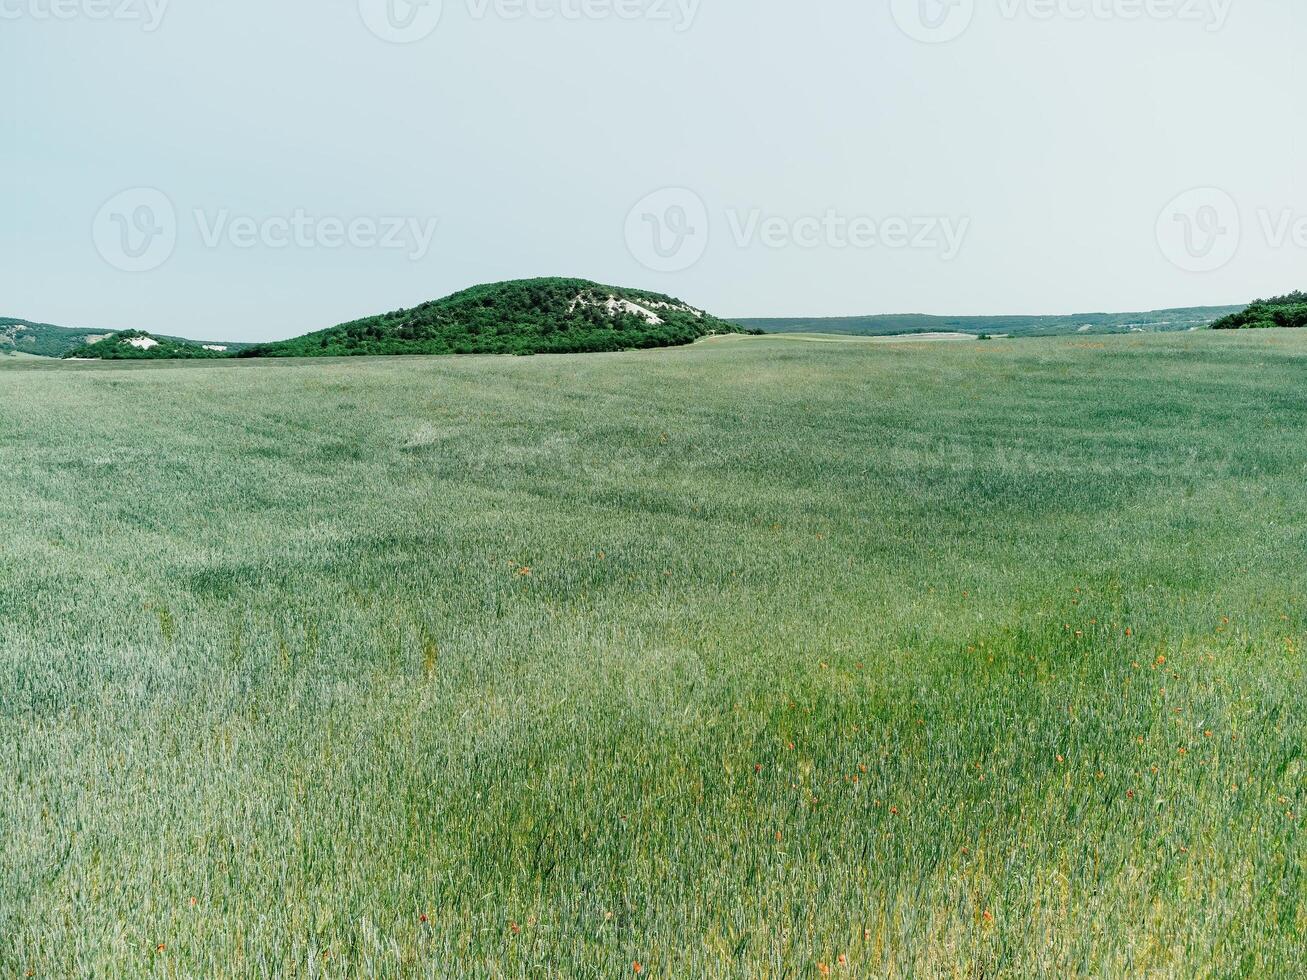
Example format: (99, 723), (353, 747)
(63, 331), (234, 360)
(1211, 292), (1307, 330)
(239, 278), (748, 359)
(4, 316), (246, 358)
(1, 318), (117, 358)
(735, 306), (1242, 339)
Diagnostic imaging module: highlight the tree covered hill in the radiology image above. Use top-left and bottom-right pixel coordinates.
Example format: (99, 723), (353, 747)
(5, 317), (245, 358)
(2, 317), (119, 358)
(238, 278), (748, 358)
(1211, 291), (1307, 330)
(62, 331), (234, 360)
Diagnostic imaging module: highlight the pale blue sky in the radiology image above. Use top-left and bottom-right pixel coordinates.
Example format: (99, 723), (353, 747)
(3, 0), (1304, 340)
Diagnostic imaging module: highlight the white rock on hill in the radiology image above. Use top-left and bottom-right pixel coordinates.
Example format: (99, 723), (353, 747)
(567, 293), (706, 326)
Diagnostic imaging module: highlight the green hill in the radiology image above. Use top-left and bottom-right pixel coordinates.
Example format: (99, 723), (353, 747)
(238, 278), (748, 359)
(4, 316), (246, 358)
(1211, 291), (1307, 330)
(735, 306), (1241, 339)
(1, 318), (120, 358)
(62, 330), (234, 360)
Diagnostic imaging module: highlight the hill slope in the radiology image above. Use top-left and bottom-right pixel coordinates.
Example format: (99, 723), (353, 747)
(735, 306), (1241, 339)
(239, 278), (746, 358)
(62, 330), (234, 360)
(2, 318), (118, 357)
(4, 316), (246, 358)
(1211, 291), (1307, 330)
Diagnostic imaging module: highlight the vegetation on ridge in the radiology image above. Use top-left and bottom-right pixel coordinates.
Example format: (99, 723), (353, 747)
(1211, 291), (1307, 330)
(2, 317), (119, 358)
(5, 318), (244, 359)
(62, 330), (231, 360)
(238, 278), (750, 358)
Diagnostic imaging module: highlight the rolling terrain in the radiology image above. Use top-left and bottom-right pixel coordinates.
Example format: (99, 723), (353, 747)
(1, 317), (118, 357)
(2, 331), (1303, 976)
(18, 291), (1263, 362)
(63, 331), (235, 360)
(737, 305), (1242, 338)
(2, 317), (246, 358)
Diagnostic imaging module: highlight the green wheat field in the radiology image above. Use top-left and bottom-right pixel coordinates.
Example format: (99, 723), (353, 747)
(2, 331), (1304, 977)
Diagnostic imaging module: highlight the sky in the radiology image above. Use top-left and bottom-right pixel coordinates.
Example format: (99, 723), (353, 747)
(2, 0), (1305, 341)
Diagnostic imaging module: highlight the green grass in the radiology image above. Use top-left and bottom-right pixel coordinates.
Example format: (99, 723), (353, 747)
(1, 332), (1304, 977)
